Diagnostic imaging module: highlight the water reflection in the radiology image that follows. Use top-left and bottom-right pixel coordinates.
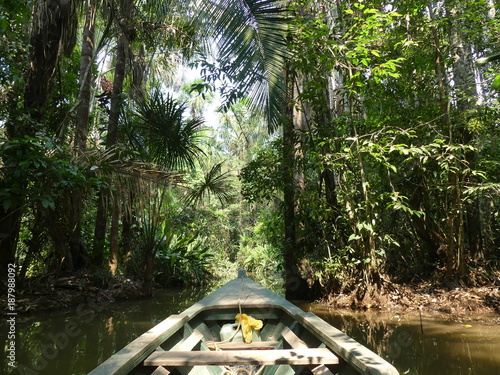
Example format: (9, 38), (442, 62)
(2, 288), (499, 375)
(1, 287), (207, 375)
(302, 305), (500, 375)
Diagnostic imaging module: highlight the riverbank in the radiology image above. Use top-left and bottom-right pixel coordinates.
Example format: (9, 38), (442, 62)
(324, 282), (500, 323)
(2, 273), (499, 324)
(1, 273), (145, 314)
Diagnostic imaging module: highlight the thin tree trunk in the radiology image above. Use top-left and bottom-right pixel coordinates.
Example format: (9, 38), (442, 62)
(74, 0), (96, 155)
(93, 191), (107, 265)
(428, 5), (459, 283)
(408, 166), (444, 267)
(283, 65), (297, 295)
(283, 108), (299, 298)
(121, 191), (135, 266)
(106, 32), (127, 148)
(109, 194), (121, 275)
(131, 44), (147, 102)
(143, 250), (154, 296)
(350, 115), (379, 294)
(320, 72), (345, 250)
(345, 62), (380, 298)
(282, 67), (309, 299)
(93, 5), (131, 259)
(448, 1), (483, 266)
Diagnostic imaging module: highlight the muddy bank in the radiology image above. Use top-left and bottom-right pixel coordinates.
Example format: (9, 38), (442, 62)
(1, 273), (145, 315)
(324, 282), (500, 323)
(2, 274), (499, 325)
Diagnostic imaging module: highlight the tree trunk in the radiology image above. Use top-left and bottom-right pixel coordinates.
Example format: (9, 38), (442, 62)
(93, 192), (108, 265)
(448, 1), (483, 265)
(74, 0), (96, 155)
(428, 4), (459, 283)
(23, 0), (77, 125)
(350, 116), (380, 297)
(143, 250), (154, 296)
(408, 168), (444, 267)
(320, 71), (345, 250)
(283, 68), (309, 299)
(0, 0), (77, 283)
(131, 44), (147, 102)
(109, 194), (121, 275)
(93, 3), (132, 260)
(106, 32), (127, 148)
(283, 109), (299, 298)
(121, 192), (135, 267)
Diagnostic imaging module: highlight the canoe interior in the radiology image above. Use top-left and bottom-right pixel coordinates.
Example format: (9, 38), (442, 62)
(88, 271), (398, 375)
(127, 306), (355, 375)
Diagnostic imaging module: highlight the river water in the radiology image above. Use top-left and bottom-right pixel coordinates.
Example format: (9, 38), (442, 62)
(1, 287), (499, 375)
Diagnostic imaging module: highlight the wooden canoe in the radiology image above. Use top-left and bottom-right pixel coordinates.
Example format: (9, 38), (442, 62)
(88, 270), (399, 375)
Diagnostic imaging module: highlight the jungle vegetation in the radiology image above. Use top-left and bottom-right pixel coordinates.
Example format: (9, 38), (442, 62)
(0, 0), (499, 302)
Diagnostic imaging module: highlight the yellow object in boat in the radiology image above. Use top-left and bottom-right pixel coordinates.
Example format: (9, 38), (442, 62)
(235, 313), (263, 343)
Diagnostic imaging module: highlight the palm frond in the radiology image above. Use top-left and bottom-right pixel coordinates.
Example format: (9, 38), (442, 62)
(184, 162), (233, 206)
(131, 90), (205, 170)
(194, 0), (291, 131)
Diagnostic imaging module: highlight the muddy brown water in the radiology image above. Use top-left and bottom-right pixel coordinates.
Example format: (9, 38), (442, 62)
(1, 287), (499, 375)
(303, 304), (500, 375)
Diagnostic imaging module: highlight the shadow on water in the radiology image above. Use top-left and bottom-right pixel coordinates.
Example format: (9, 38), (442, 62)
(2, 286), (499, 375)
(301, 304), (500, 375)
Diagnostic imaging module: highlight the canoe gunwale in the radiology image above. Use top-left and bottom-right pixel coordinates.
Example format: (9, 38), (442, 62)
(87, 314), (190, 375)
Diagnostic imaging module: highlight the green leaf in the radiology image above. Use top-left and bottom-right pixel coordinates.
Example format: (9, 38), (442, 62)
(41, 199), (55, 210)
(491, 74), (500, 91)
(476, 53), (500, 64)
(348, 233), (361, 242)
(0, 17), (8, 33)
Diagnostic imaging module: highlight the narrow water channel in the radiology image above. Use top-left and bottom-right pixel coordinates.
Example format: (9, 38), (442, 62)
(1, 287), (499, 375)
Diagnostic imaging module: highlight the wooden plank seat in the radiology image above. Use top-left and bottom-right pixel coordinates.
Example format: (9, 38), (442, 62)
(170, 329), (204, 351)
(206, 341), (280, 351)
(144, 348), (339, 367)
(150, 329), (204, 375)
(281, 326), (337, 375)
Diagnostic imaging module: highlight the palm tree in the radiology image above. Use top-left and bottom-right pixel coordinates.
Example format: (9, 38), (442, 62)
(90, 0), (291, 273)
(1, 0), (291, 285)
(111, 91), (205, 290)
